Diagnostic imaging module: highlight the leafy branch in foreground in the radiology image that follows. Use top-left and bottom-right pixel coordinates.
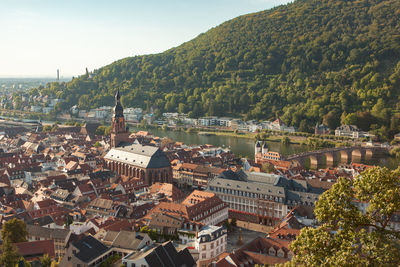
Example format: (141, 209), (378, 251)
(285, 167), (400, 267)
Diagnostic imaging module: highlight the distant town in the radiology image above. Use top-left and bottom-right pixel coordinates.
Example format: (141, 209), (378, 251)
(0, 90), (388, 144)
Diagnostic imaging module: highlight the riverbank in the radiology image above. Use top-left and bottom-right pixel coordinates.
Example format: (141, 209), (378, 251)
(199, 130), (307, 145)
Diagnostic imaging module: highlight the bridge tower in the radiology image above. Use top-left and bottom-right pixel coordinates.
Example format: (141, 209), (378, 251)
(262, 142), (268, 154)
(255, 141), (261, 156)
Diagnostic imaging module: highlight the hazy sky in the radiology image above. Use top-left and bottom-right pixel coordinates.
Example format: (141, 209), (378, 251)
(0, 0), (291, 78)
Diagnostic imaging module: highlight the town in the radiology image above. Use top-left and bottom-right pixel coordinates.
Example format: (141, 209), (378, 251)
(0, 91), (397, 267)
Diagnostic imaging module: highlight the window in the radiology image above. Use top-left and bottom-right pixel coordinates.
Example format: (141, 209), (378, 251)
(202, 253), (206, 259)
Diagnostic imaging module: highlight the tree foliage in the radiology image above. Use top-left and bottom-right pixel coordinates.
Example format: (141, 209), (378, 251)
(0, 240), (21, 267)
(1, 218), (28, 244)
(0, 219), (28, 267)
(40, 254), (52, 267)
(287, 167), (400, 266)
(33, 0), (400, 136)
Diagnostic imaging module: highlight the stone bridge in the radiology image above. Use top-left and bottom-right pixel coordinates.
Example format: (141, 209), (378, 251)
(284, 146), (389, 167)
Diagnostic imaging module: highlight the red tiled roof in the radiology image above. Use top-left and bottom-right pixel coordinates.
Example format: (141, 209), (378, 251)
(35, 198), (57, 209)
(16, 239), (55, 259)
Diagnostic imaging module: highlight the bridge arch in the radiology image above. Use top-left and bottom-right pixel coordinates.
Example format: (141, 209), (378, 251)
(365, 149), (373, 160)
(352, 149), (365, 162)
(309, 155), (319, 168)
(340, 150), (350, 163)
(325, 152), (338, 166)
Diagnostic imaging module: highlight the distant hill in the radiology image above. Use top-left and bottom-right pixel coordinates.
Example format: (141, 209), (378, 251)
(34, 0), (400, 136)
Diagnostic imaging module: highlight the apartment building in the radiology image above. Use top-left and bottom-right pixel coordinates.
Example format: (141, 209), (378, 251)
(207, 170), (323, 225)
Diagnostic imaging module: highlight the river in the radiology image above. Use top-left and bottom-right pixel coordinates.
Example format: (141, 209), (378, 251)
(130, 126), (398, 169)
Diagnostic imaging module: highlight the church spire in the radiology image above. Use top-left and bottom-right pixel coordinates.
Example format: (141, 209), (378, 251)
(111, 90), (129, 147)
(113, 89), (124, 118)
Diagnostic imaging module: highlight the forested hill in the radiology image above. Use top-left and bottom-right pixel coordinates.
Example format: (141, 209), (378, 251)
(35, 0), (400, 135)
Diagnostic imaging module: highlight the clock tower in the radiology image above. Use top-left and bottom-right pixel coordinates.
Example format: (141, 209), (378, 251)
(110, 90), (130, 147)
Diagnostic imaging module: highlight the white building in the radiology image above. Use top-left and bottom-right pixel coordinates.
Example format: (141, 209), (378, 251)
(335, 125), (372, 139)
(262, 118), (295, 133)
(197, 117), (218, 126)
(31, 106), (42, 112)
(218, 117), (233, 127)
(94, 108), (110, 119)
(182, 117), (197, 125)
(195, 225), (227, 266)
(125, 107), (143, 122)
(78, 110), (87, 118)
(42, 107), (53, 114)
(49, 98), (60, 107)
(70, 105), (79, 115)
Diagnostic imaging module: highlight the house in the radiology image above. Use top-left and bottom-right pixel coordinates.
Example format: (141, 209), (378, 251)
(60, 235), (113, 267)
(86, 198), (116, 217)
(147, 190), (228, 226)
(33, 198), (57, 210)
(16, 239), (56, 261)
(178, 221), (203, 245)
(50, 189), (71, 202)
(262, 118), (295, 133)
(26, 224), (71, 259)
(72, 183), (95, 197)
(148, 182), (185, 202)
(122, 241), (196, 267)
(175, 163), (199, 188)
(114, 178), (147, 195)
(215, 236), (292, 266)
(107, 230), (153, 251)
(148, 212), (184, 235)
(195, 225), (227, 267)
(315, 123), (330, 135)
(335, 125), (372, 139)
(27, 215), (57, 229)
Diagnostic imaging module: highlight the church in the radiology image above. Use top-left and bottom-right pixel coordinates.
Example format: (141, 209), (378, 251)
(104, 91), (172, 185)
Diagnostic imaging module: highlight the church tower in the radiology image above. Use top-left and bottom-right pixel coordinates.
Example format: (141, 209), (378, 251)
(111, 90), (130, 147)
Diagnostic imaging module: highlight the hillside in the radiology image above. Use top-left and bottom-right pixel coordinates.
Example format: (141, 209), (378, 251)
(34, 0), (400, 136)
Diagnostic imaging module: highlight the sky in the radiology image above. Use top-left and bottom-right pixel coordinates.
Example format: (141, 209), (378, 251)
(0, 0), (291, 78)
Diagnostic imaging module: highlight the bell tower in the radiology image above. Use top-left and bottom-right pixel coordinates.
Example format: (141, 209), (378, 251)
(111, 90), (130, 147)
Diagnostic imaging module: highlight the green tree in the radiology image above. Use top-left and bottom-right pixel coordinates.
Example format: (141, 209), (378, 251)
(287, 167), (400, 266)
(94, 141), (102, 148)
(262, 162), (275, 173)
(342, 113), (358, 125)
(1, 218), (28, 243)
(42, 125), (53, 132)
(322, 110), (340, 130)
(281, 136), (290, 145)
(40, 254), (52, 267)
(0, 240), (20, 267)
